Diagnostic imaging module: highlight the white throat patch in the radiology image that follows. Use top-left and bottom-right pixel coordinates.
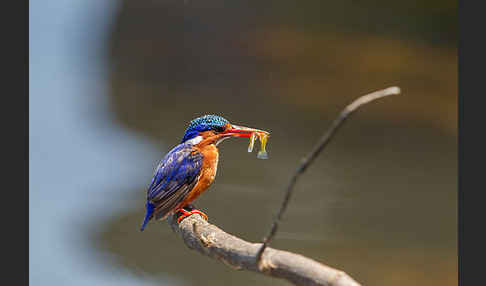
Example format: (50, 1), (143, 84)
(186, 136), (203, 145)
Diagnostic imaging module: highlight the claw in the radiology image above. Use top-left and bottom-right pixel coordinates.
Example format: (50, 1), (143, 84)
(176, 208), (208, 224)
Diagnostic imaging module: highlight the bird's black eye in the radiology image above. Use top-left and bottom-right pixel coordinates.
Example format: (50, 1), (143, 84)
(214, 126), (226, 133)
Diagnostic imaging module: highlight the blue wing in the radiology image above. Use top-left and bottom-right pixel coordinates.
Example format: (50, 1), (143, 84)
(140, 143), (203, 231)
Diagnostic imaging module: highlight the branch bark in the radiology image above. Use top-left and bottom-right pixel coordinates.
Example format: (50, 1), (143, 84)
(168, 214), (361, 286)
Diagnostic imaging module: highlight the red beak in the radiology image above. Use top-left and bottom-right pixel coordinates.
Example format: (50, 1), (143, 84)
(222, 125), (270, 138)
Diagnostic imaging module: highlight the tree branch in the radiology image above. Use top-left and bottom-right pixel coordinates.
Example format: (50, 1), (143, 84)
(168, 214), (361, 286)
(166, 87), (401, 286)
(256, 87), (401, 262)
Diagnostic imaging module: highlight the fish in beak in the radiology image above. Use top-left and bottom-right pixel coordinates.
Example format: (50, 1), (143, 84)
(222, 125), (270, 159)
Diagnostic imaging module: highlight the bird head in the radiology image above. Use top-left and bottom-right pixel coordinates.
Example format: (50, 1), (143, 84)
(181, 114), (269, 145)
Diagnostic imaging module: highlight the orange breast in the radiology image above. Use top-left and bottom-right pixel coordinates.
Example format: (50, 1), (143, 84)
(179, 145), (219, 207)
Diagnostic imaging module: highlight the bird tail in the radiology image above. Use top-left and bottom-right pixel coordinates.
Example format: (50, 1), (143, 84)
(140, 201), (155, 232)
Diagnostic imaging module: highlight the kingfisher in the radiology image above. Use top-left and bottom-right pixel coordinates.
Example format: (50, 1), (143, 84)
(140, 115), (269, 231)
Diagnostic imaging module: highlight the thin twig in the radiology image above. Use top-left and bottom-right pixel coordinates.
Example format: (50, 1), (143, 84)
(255, 86), (401, 264)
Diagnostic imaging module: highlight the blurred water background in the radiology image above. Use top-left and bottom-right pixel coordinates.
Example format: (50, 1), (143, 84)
(30, 0), (457, 286)
(30, 1), (172, 285)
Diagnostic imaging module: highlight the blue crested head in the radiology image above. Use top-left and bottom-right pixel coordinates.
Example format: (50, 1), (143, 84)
(181, 115), (230, 143)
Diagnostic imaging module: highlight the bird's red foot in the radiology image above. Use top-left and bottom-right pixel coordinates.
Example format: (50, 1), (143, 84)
(176, 208), (208, 224)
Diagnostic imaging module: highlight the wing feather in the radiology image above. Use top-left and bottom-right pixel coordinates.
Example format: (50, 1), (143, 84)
(146, 143), (203, 220)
